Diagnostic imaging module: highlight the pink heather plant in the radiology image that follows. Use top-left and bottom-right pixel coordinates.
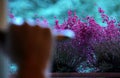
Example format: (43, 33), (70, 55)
(53, 8), (120, 72)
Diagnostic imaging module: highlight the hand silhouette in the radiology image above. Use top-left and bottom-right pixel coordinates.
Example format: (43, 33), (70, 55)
(7, 22), (75, 78)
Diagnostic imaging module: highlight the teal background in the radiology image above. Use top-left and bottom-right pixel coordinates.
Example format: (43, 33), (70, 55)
(8, 0), (120, 26)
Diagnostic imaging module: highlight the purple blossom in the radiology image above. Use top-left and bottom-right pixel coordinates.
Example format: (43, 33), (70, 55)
(54, 8), (120, 71)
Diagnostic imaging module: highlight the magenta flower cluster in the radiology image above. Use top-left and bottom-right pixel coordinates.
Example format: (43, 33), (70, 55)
(54, 8), (120, 65)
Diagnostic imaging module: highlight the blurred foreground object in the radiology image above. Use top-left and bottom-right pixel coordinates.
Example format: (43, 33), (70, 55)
(7, 22), (75, 78)
(8, 23), (53, 78)
(0, 0), (8, 31)
(0, 0), (9, 78)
